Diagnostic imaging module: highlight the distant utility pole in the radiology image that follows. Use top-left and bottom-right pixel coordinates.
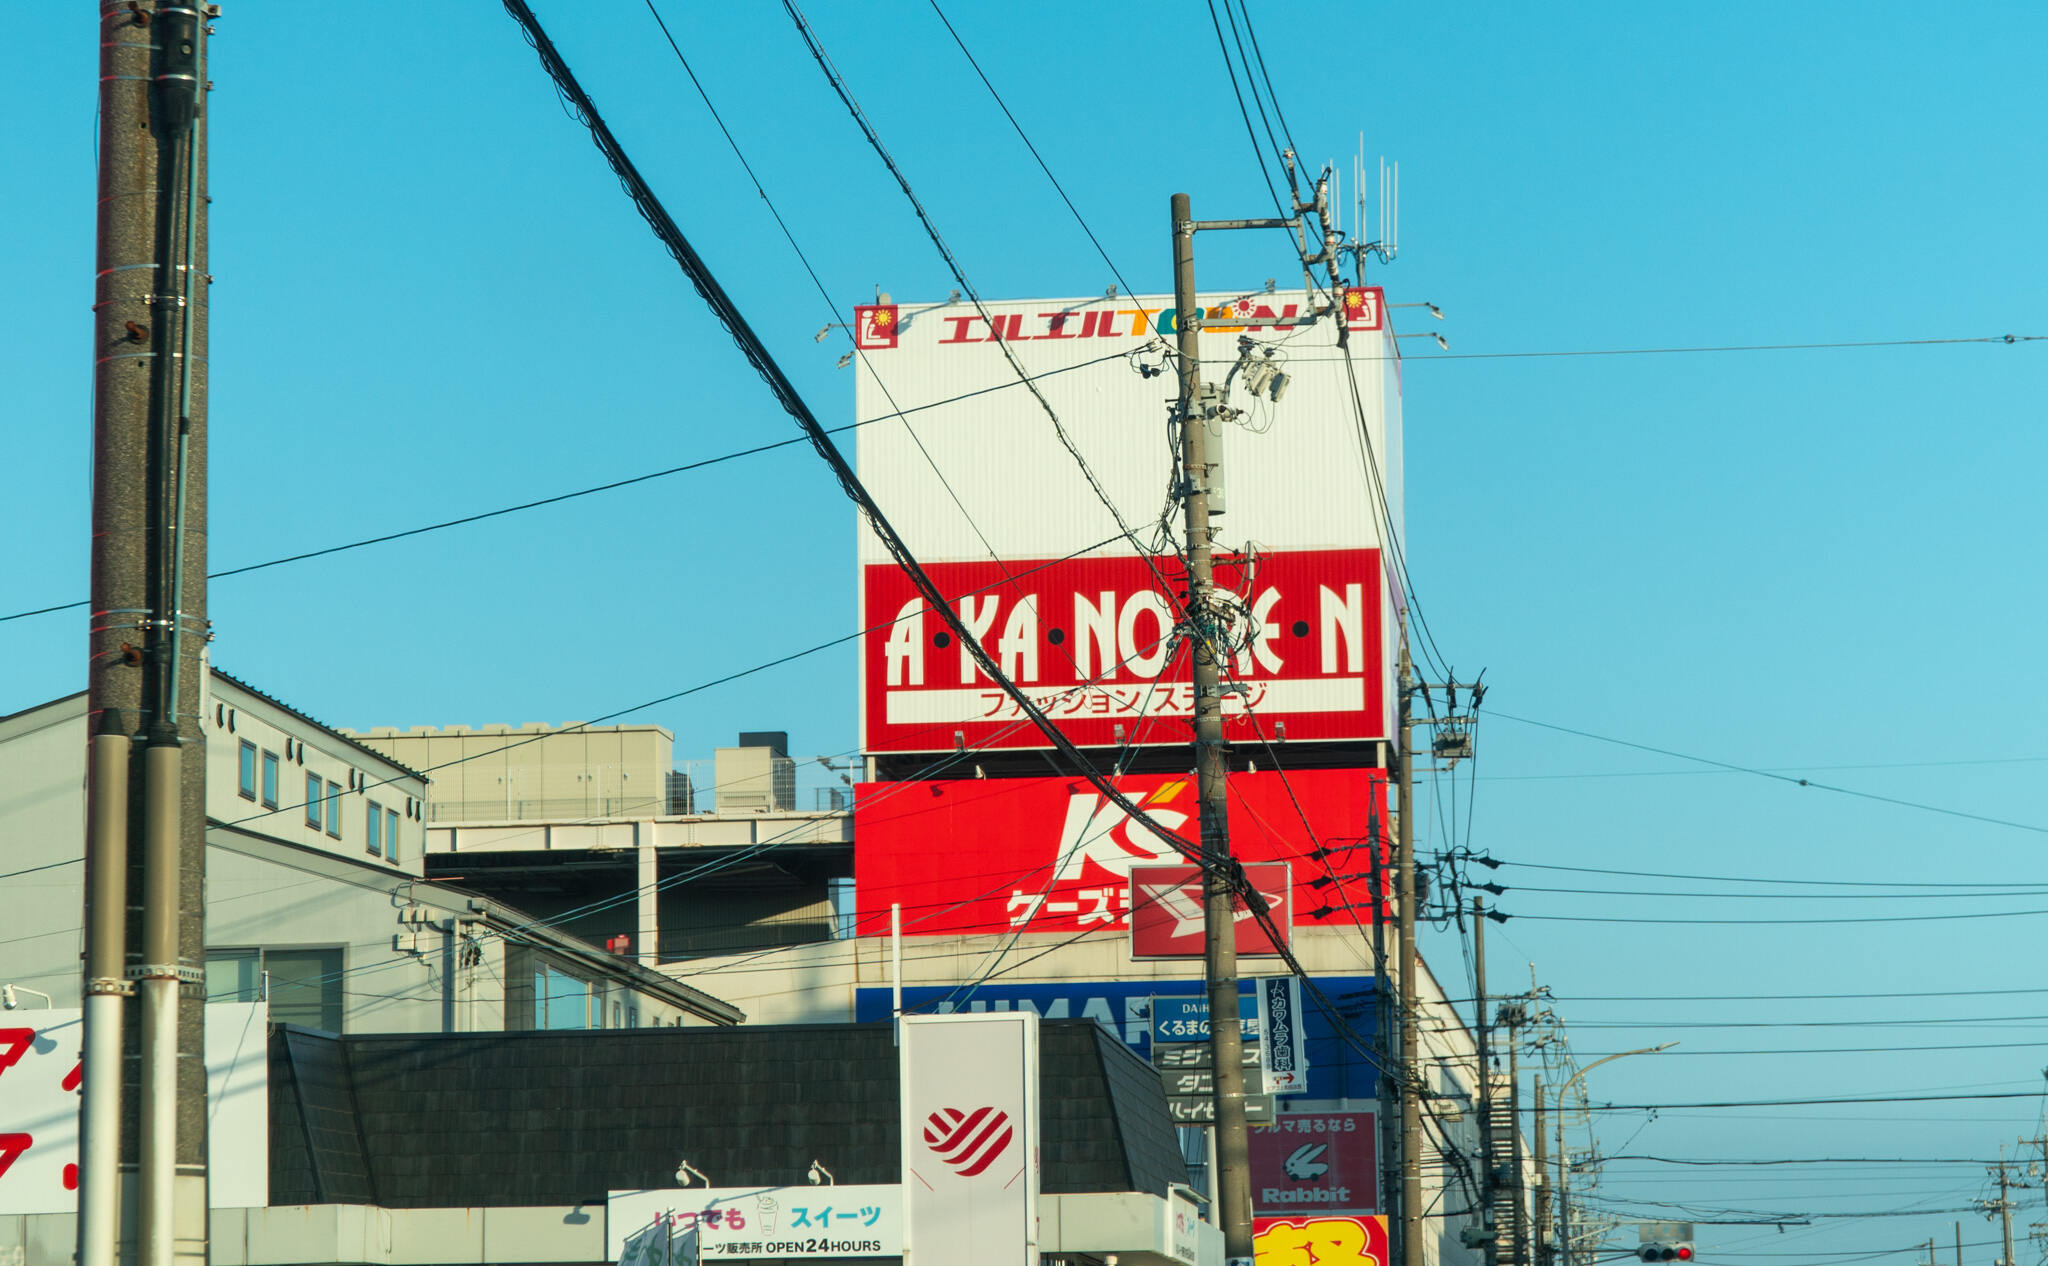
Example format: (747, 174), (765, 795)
(1475, 897), (1497, 1266)
(83, 6), (212, 1266)
(1397, 640), (1423, 1266)
(1532, 1075), (1552, 1266)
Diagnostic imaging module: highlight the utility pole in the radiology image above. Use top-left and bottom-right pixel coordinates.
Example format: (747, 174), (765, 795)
(1173, 190), (1253, 1263)
(1475, 897), (1497, 1266)
(83, 6), (211, 1266)
(1397, 638), (1423, 1266)
(1991, 1162), (2016, 1266)
(1532, 1076), (1552, 1266)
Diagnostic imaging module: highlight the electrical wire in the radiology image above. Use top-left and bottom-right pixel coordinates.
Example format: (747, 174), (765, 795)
(1489, 710), (2048, 835)
(0, 350), (1131, 628)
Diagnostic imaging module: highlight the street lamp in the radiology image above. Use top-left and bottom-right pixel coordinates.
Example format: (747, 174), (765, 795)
(1553, 1043), (1677, 1266)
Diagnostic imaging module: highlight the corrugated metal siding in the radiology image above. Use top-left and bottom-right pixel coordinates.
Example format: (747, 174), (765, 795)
(853, 292), (1399, 566)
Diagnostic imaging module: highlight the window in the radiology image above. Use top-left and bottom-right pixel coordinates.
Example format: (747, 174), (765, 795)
(305, 773), (323, 828)
(261, 750), (280, 808)
(237, 741), (257, 800)
(325, 781), (342, 839)
(205, 946), (343, 1032)
(384, 807), (400, 862)
(205, 949), (259, 1003)
(534, 962), (593, 1030)
(366, 801), (383, 857)
(266, 947), (344, 1032)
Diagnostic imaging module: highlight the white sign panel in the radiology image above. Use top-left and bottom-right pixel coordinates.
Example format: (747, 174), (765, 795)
(609, 1186), (901, 1260)
(901, 1012), (1041, 1266)
(0, 1002), (268, 1214)
(1256, 977), (1310, 1095)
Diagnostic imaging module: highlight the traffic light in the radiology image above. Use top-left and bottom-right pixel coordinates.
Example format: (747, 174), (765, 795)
(1639, 1243), (1695, 1263)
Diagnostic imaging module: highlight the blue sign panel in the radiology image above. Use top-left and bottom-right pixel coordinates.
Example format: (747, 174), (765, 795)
(1150, 993), (1261, 1044)
(853, 974), (1381, 1101)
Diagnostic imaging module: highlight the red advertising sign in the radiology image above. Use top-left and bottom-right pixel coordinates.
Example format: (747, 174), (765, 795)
(1254, 1213), (1388, 1266)
(861, 548), (1385, 754)
(1250, 1111), (1379, 1217)
(852, 770), (1387, 939)
(1129, 862), (1292, 960)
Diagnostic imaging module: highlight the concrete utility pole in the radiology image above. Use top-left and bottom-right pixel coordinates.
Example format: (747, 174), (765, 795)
(1475, 897), (1497, 1266)
(1172, 190), (1254, 1263)
(83, 6), (212, 1266)
(1397, 639), (1423, 1266)
(1533, 1075), (1552, 1266)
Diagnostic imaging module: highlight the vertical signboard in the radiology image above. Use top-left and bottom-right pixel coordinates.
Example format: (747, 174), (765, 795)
(1256, 976), (1309, 1095)
(901, 1012), (1040, 1266)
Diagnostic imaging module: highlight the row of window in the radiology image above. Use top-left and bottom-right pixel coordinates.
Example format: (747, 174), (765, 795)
(239, 740), (402, 862)
(534, 961), (639, 1031)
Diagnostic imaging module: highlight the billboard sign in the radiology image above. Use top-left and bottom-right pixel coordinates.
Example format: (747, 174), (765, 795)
(900, 1013), (1040, 1266)
(1150, 993), (1259, 1045)
(1249, 1111), (1378, 1216)
(0, 1002), (268, 1215)
(854, 287), (1403, 756)
(853, 769), (1386, 940)
(861, 548), (1385, 753)
(855, 975), (1380, 1102)
(1254, 1213), (1388, 1266)
(1257, 976), (1310, 1095)
(1130, 862), (1292, 960)
(609, 1187), (900, 1260)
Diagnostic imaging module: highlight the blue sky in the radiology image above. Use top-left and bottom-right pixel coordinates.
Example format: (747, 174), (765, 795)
(5, 3), (2047, 1257)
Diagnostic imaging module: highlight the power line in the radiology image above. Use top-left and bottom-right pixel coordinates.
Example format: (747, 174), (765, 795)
(923, 0), (1139, 303)
(1267, 332), (2045, 363)
(1493, 857), (2048, 890)
(1488, 710), (2048, 836)
(0, 351), (1129, 628)
(779, 0), (1177, 592)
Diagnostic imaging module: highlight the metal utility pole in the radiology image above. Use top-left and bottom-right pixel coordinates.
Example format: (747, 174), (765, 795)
(84, 6), (211, 1266)
(1173, 190), (1253, 1263)
(1532, 1076), (1552, 1266)
(1397, 639), (1423, 1266)
(1475, 897), (1497, 1266)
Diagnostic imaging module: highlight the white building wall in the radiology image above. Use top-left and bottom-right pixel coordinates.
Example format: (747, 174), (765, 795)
(0, 679), (727, 1034)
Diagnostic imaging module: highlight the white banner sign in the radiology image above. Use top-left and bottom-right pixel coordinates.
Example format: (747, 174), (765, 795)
(900, 1012), (1040, 1266)
(609, 1186), (901, 1260)
(0, 1002), (269, 1214)
(1256, 976), (1310, 1095)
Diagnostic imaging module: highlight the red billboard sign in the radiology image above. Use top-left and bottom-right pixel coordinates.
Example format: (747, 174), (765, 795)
(1250, 1111), (1379, 1217)
(1129, 862), (1292, 960)
(861, 548), (1385, 754)
(852, 770), (1386, 939)
(1254, 1214), (1388, 1266)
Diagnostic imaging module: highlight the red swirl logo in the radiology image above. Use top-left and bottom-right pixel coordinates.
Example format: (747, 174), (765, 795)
(923, 1107), (1014, 1178)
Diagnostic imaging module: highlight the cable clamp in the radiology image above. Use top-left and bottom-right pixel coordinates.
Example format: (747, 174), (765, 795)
(125, 963), (204, 985)
(86, 977), (136, 997)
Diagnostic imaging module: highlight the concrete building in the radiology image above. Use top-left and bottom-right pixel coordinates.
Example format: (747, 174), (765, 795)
(342, 725), (854, 967)
(0, 669), (739, 1034)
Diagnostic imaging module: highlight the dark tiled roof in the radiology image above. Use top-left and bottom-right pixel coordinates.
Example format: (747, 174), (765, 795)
(270, 1020), (1186, 1210)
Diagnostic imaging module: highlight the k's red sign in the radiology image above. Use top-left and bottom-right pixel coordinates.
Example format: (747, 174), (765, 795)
(860, 548), (1385, 754)
(1129, 861), (1292, 959)
(853, 770), (1387, 939)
